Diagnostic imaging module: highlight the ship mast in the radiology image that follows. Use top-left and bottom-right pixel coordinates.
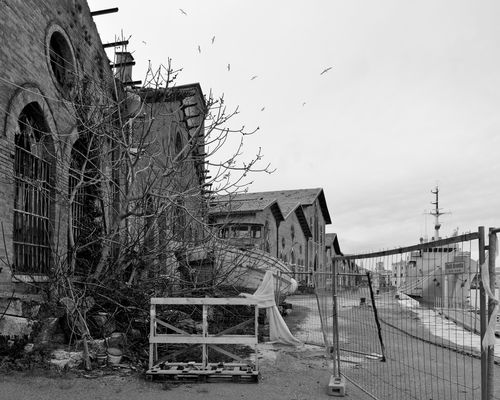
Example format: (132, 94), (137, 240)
(430, 186), (444, 240)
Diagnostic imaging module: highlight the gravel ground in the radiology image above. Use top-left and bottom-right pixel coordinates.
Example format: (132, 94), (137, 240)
(0, 343), (374, 400)
(1, 293), (498, 400)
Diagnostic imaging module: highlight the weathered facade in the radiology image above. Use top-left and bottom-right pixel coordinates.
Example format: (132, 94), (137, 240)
(125, 81), (208, 275)
(0, 2), (209, 335)
(0, 1), (116, 333)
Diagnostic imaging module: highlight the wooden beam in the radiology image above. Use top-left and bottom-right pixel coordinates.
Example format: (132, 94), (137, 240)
(91, 7), (119, 17)
(103, 40), (129, 48)
(111, 61), (136, 68)
(150, 297), (258, 306)
(150, 334), (257, 345)
(155, 318), (191, 336)
(208, 344), (246, 363)
(122, 80), (142, 86)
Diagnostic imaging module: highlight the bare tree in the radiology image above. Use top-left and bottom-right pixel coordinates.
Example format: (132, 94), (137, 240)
(2, 46), (273, 360)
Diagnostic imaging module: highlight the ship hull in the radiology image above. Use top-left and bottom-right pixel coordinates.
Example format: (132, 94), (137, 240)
(178, 244), (298, 296)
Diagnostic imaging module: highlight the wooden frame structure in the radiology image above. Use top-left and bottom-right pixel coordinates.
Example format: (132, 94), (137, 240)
(147, 297), (260, 381)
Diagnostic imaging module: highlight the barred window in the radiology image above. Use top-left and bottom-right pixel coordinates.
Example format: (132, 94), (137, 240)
(69, 153), (85, 249)
(172, 199), (186, 240)
(13, 103), (53, 274)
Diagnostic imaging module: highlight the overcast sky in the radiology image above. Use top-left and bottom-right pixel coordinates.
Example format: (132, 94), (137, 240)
(88, 0), (500, 254)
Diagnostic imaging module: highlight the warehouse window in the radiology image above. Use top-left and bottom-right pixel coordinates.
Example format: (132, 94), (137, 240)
(13, 103), (53, 274)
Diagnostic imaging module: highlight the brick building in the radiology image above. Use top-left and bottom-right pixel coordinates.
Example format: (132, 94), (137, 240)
(128, 81), (208, 271)
(0, 1), (208, 335)
(0, 1), (116, 329)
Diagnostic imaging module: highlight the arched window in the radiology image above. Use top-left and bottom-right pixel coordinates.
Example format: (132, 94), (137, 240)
(68, 136), (101, 275)
(13, 103), (53, 274)
(172, 198), (186, 240)
(69, 139), (87, 249)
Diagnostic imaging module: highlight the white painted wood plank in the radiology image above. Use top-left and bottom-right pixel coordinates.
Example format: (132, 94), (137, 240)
(150, 297), (258, 306)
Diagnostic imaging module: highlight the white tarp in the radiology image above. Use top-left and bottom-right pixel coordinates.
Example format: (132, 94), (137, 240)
(481, 245), (499, 349)
(240, 270), (301, 345)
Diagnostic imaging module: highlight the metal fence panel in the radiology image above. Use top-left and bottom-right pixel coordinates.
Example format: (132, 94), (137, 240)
(283, 230), (499, 399)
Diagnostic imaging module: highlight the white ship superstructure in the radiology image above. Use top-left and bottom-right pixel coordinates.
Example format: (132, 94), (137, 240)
(398, 187), (476, 307)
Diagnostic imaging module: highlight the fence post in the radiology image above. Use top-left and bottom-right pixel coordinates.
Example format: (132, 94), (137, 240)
(478, 226), (488, 400)
(332, 260), (341, 377)
(487, 228), (497, 399)
(149, 302), (156, 370)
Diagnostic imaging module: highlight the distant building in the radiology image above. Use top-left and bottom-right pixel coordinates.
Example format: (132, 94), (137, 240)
(391, 260), (408, 288)
(208, 195), (284, 257)
(324, 234), (364, 288)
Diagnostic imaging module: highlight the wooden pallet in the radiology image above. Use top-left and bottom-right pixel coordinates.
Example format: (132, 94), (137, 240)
(146, 361), (259, 382)
(147, 297), (260, 383)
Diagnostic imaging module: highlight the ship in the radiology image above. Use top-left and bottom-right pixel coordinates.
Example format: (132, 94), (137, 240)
(397, 187), (477, 308)
(176, 241), (298, 296)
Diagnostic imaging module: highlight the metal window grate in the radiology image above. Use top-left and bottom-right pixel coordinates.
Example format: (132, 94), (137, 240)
(13, 145), (51, 274)
(68, 167), (86, 246)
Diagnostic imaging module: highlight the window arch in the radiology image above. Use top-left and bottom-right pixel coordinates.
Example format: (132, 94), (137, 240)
(68, 136), (101, 274)
(13, 103), (54, 274)
(46, 25), (76, 94)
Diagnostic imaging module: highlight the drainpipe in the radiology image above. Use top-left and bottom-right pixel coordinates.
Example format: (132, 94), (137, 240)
(276, 221), (281, 258)
(305, 237), (309, 284)
(304, 238), (308, 272)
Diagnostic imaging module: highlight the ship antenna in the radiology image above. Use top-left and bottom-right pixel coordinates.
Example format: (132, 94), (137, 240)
(430, 186), (445, 240)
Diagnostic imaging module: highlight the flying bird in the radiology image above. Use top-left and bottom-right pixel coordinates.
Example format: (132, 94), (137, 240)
(320, 66), (333, 75)
(211, 36), (215, 44)
(142, 40), (147, 45)
(250, 75), (258, 80)
(261, 107), (265, 111)
(198, 45), (201, 53)
(302, 102), (306, 107)
(227, 63), (231, 71)
(179, 8), (187, 15)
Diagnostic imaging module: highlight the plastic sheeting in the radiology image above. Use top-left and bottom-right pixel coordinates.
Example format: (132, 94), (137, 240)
(240, 270), (301, 346)
(481, 246), (499, 349)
